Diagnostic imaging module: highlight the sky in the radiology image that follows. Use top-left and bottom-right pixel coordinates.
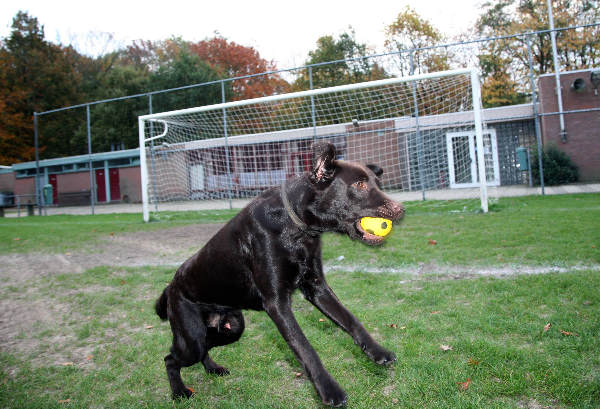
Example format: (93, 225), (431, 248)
(1, 0), (483, 71)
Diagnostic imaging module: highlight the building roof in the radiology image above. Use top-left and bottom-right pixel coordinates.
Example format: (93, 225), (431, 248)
(11, 148), (140, 171)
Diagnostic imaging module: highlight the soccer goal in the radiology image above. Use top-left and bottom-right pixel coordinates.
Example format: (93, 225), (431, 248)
(138, 68), (491, 222)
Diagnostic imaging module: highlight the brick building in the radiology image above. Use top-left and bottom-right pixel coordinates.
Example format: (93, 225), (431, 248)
(538, 69), (600, 182)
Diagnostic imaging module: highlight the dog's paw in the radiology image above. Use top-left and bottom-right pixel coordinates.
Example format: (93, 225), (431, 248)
(317, 377), (347, 407)
(363, 344), (397, 366)
(206, 365), (230, 376)
(172, 386), (194, 400)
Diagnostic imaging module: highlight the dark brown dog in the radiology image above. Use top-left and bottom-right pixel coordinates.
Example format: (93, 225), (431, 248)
(155, 141), (404, 406)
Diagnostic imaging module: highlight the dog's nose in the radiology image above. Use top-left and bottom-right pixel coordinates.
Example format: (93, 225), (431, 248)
(381, 200), (404, 220)
(388, 201), (405, 220)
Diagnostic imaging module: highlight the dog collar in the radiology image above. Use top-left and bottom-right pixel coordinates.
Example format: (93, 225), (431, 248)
(280, 180), (320, 238)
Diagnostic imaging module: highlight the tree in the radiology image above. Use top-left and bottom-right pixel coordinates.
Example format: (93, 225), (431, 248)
(476, 0), (600, 106)
(294, 29), (387, 91)
(478, 49), (528, 107)
(0, 11), (86, 162)
(384, 7), (452, 77)
(189, 35), (290, 100)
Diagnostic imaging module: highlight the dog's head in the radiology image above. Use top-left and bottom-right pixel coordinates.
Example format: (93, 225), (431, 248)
(309, 141), (404, 245)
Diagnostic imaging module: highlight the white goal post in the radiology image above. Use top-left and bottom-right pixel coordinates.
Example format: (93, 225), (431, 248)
(138, 68), (489, 222)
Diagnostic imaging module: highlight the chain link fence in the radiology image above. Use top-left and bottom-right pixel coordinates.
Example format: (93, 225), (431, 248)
(9, 23), (599, 215)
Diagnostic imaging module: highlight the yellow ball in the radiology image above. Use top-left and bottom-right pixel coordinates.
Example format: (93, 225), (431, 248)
(360, 217), (393, 237)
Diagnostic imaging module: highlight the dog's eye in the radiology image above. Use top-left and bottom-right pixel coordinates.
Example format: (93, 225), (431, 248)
(353, 181), (368, 190)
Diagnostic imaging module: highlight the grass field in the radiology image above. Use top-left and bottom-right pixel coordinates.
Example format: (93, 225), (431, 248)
(0, 194), (599, 408)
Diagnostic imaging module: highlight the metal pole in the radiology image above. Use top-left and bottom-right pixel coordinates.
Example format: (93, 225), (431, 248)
(526, 34), (546, 195)
(139, 117), (150, 222)
(86, 104), (95, 215)
(221, 80), (233, 209)
(33, 112), (43, 215)
(547, 0), (566, 142)
(410, 52), (426, 201)
(148, 94), (159, 212)
(309, 66), (317, 143)
(470, 69), (488, 213)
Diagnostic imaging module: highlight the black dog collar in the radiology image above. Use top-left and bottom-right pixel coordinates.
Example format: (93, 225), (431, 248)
(280, 180), (320, 237)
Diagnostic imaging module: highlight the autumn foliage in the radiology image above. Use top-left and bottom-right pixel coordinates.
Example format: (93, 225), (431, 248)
(189, 36), (289, 100)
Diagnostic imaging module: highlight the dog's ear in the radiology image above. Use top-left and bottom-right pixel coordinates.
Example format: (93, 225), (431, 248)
(366, 164), (383, 177)
(311, 141), (336, 183)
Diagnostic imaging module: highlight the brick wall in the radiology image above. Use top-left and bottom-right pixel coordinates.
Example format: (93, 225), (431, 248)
(538, 69), (600, 182)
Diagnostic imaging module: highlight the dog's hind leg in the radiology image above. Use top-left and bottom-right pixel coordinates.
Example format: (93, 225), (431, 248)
(164, 293), (209, 399)
(202, 310), (245, 376)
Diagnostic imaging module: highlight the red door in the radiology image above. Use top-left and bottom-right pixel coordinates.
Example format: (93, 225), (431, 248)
(95, 169), (106, 202)
(49, 174), (58, 204)
(109, 168), (121, 201)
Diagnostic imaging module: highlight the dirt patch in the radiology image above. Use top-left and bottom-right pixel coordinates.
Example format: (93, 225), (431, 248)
(0, 223), (223, 367)
(0, 223), (224, 283)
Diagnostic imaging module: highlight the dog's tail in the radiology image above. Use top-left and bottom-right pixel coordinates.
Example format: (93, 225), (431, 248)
(155, 286), (169, 321)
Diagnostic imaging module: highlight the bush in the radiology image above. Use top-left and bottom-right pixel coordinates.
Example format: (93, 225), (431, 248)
(531, 145), (579, 186)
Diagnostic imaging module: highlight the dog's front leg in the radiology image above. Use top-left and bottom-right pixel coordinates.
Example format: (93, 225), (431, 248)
(263, 297), (347, 407)
(301, 277), (397, 366)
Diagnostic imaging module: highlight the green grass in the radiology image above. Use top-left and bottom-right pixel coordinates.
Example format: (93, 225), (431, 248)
(1, 194), (599, 267)
(0, 193), (599, 408)
(1, 267), (598, 408)
(323, 193), (600, 268)
(0, 209), (240, 254)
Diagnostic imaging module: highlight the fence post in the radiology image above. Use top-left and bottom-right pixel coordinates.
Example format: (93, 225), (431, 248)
(309, 66), (317, 143)
(409, 52), (426, 201)
(525, 34), (545, 195)
(33, 112), (43, 216)
(86, 104), (95, 215)
(148, 94), (159, 212)
(221, 80), (233, 209)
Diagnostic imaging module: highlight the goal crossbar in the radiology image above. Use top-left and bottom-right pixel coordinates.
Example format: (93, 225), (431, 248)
(138, 67), (487, 222)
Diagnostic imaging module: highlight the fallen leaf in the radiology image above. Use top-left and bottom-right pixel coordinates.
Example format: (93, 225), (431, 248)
(61, 362), (74, 366)
(120, 280), (126, 285)
(145, 325), (154, 330)
(430, 310), (441, 315)
(467, 357), (480, 366)
(560, 329), (578, 337)
(109, 232), (114, 236)
(13, 237), (20, 241)
(543, 323), (551, 332)
(58, 399), (71, 404)
(295, 372), (303, 377)
(428, 239), (437, 245)
(319, 318), (326, 322)
(457, 378), (471, 391)
(440, 344), (453, 351)
(86, 355), (93, 360)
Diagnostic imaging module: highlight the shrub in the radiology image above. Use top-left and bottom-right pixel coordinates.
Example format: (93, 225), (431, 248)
(531, 145), (579, 186)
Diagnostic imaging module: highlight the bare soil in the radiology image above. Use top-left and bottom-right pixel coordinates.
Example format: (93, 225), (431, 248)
(0, 223), (223, 367)
(0, 223), (224, 282)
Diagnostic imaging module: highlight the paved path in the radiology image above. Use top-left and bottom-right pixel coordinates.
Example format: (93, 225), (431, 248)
(3, 183), (599, 217)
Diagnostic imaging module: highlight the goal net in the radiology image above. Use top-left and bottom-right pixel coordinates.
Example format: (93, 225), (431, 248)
(138, 68), (491, 222)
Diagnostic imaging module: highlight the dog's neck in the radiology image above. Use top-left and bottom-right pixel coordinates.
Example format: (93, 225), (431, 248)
(281, 179), (321, 238)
